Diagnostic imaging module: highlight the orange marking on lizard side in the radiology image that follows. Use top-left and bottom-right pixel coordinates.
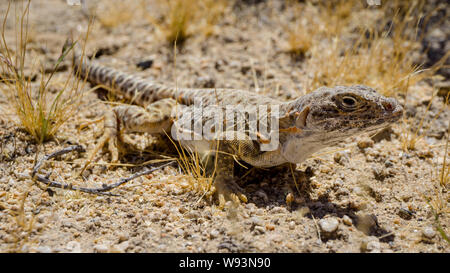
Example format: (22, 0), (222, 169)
(256, 132), (271, 144)
(279, 126), (303, 133)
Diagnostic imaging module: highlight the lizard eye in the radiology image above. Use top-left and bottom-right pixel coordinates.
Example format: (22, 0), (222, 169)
(342, 96), (358, 108)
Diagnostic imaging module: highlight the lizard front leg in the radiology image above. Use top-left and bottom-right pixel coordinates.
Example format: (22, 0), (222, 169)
(213, 152), (248, 209)
(212, 131), (267, 209)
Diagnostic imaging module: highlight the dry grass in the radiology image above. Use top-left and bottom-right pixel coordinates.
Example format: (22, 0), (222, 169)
(96, 0), (135, 29)
(166, 133), (216, 202)
(4, 182), (36, 252)
(438, 128), (449, 188)
(0, 0), (90, 144)
(425, 128), (449, 244)
(144, 0), (229, 45)
(285, 1), (449, 243)
(285, 0), (448, 96)
(283, 3), (314, 58)
(93, 0), (229, 45)
(400, 91), (449, 151)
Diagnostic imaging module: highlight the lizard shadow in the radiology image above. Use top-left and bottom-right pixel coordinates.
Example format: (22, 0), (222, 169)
(235, 162), (395, 242)
(120, 144), (394, 243)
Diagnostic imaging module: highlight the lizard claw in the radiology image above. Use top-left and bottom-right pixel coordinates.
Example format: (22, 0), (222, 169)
(79, 113), (120, 175)
(215, 177), (247, 210)
(77, 117), (104, 133)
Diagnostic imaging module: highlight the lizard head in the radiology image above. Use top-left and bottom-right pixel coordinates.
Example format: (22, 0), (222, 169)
(291, 85), (403, 144)
(280, 85), (403, 163)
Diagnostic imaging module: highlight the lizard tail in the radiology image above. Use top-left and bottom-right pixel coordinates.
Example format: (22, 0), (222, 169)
(64, 39), (180, 105)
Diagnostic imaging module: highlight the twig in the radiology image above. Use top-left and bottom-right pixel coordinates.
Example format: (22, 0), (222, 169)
(31, 145), (175, 196)
(32, 145), (85, 177)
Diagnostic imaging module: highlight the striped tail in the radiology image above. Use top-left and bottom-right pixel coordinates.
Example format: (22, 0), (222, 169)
(66, 42), (178, 106)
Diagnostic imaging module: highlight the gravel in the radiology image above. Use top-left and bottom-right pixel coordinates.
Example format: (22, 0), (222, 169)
(318, 218), (339, 233)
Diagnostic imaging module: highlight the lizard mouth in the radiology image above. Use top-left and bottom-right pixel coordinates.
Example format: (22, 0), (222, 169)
(296, 106), (310, 128)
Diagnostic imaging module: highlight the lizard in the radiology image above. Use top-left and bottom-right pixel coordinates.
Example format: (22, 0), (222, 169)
(71, 50), (403, 208)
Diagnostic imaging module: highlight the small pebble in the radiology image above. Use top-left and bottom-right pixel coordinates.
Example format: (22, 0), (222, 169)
(66, 241), (81, 253)
(357, 138), (374, 149)
(94, 244), (109, 253)
(333, 151), (350, 165)
(286, 193), (294, 206)
(318, 218), (339, 233)
(366, 240), (381, 253)
(251, 216), (263, 226)
(136, 59), (153, 70)
(209, 229), (219, 239)
(118, 234), (129, 243)
(16, 171), (30, 180)
(36, 246), (52, 253)
(384, 160), (394, 168)
(435, 80), (450, 98)
(353, 186), (363, 195)
(265, 224), (275, 231)
(422, 226), (436, 239)
(271, 206), (287, 214)
(289, 221), (296, 230)
(342, 215), (353, 226)
(254, 225), (265, 234)
(115, 241), (130, 253)
(361, 237), (380, 253)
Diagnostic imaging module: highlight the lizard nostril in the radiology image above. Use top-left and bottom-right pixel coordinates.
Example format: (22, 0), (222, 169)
(383, 102), (394, 112)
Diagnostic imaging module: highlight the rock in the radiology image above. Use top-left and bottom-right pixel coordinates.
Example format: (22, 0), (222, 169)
(136, 59), (153, 70)
(118, 234), (129, 243)
(186, 211), (200, 219)
(334, 151), (350, 164)
(66, 241), (82, 253)
(16, 171), (30, 180)
(435, 81), (450, 99)
(372, 165), (389, 181)
(250, 216), (263, 227)
(36, 246), (52, 253)
(209, 229), (219, 239)
(371, 127), (394, 142)
(240, 65), (251, 74)
(398, 208), (414, 220)
(355, 214), (378, 235)
(254, 225), (265, 235)
(114, 241), (130, 253)
(357, 138), (374, 149)
(342, 215), (353, 226)
(265, 224), (275, 231)
(174, 228), (185, 237)
(268, 234), (283, 243)
(384, 159), (394, 168)
(422, 226), (436, 239)
(289, 221), (296, 230)
(367, 241), (381, 252)
(93, 244), (109, 253)
(361, 237), (381, 253)
(318, 217), (339, 233)
(286, 193), (294, 205)
(353, 186), (363, 196)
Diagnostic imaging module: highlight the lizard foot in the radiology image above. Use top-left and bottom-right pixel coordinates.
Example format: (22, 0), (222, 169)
(79, 111), (121, 175)
(78, 116), (104, 132)
(214, 177), (248, 210)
